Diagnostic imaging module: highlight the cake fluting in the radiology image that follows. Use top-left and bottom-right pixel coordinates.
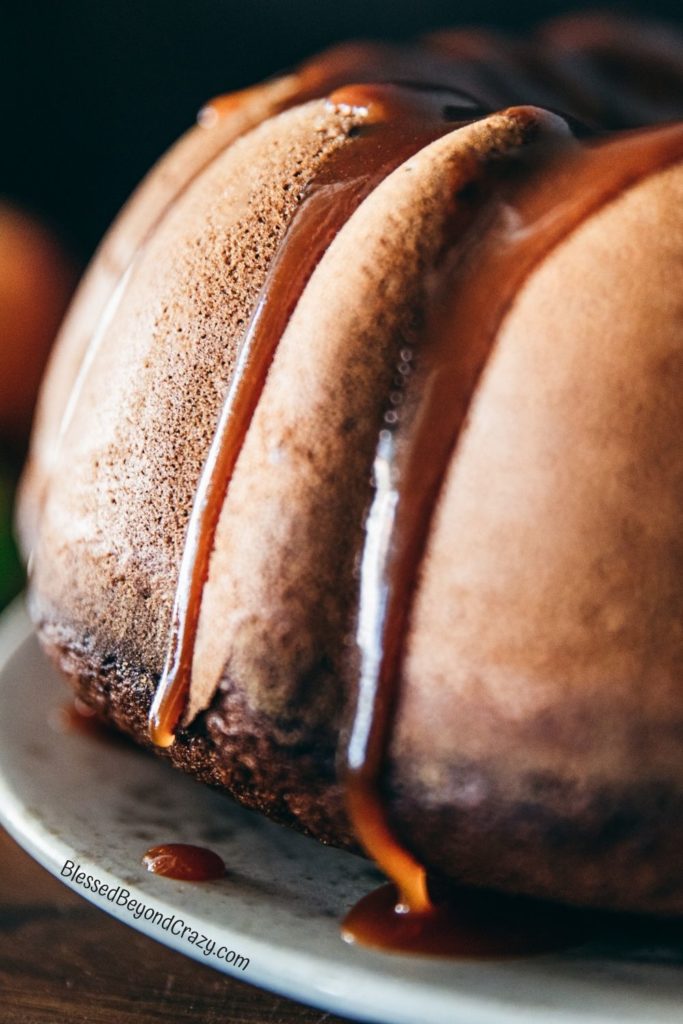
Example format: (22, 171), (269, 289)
(18, 14), (683, 924)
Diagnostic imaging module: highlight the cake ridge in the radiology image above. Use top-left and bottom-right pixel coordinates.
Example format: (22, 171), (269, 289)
(149, 82), (481, 748)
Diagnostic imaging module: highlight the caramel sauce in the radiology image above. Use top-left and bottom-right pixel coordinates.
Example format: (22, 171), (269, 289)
(142, 843), (225, 881)
(148, 83), (481, 747)
(343, 883), (589, 956)
(342, 119), (683, 951)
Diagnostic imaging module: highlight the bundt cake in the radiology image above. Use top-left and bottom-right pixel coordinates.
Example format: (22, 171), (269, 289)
(17, 13), (683, 934)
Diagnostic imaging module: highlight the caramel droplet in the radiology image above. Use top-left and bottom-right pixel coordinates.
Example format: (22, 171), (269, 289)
(142, 843), (226, 881)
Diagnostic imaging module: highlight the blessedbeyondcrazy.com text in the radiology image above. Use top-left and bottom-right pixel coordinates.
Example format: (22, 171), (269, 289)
(60, 859), (250, 970)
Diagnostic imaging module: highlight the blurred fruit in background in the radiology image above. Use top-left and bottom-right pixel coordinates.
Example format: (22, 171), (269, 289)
(0, 202), (77, 445)
(0, 200), (78, 605)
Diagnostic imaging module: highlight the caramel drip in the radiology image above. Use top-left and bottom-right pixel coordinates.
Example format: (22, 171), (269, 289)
(343, 120), (683, 951)
(149, 84), (481, 747)
(142, 843), (225, 881)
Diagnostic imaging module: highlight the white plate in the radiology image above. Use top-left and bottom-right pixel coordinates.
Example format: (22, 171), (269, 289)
(1, 598), (683, 1024)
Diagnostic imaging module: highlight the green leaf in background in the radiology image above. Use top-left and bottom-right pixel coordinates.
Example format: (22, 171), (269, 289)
(0, 467), (24, 610)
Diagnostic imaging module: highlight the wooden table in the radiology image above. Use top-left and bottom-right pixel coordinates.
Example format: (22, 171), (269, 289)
(0, 828), (359, 1023)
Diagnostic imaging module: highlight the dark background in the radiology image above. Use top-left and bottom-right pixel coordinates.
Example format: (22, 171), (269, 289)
(3, 0), (683, 263)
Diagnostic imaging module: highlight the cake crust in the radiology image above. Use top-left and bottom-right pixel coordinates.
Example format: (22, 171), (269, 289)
(19, 17), (683, 915)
